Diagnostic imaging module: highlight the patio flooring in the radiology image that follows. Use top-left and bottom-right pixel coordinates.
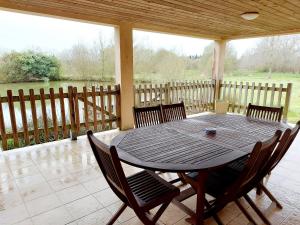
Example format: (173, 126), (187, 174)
(1, 128), (300, 225)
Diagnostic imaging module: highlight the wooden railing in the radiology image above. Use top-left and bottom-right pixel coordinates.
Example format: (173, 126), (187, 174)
(0, 85), (120, 150)
(0, 80), (292, 150)
(218, 81), (292, 121)
(134, 81), (216, 114)
(133, 80), (292, 121)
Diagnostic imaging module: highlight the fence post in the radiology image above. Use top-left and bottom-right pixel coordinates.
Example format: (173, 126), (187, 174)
(116, 84), (121, 128)
(165, 82), (171, 104)
(283, 83), (292, 122)
(68, 86), (77, 140)
(213, 79), (222, 110)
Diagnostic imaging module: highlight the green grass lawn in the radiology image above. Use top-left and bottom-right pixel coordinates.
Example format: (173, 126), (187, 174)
(223, 71), (300, 123)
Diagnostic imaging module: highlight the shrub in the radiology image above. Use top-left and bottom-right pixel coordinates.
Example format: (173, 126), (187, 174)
(0, 51), (61, 82)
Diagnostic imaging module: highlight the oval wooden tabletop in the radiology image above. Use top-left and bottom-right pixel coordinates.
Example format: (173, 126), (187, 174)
(111, 114), (289, 172)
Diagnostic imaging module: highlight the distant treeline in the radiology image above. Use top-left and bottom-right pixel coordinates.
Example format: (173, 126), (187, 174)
(0, 34), (299, 83)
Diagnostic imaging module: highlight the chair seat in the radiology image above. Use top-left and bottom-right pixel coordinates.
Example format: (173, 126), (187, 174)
(188, 167), (240, 197)
(127, 170), (179, 210)
(227, 155), (248, 172)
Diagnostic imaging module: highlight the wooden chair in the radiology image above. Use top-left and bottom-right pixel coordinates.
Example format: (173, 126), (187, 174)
(87, 130), (179, 225)
(227, 121), (300, 209)
(133, 105), (163, 128)
(161, 101), (186, 122)
(181, 130), (282, 225)
(246, 103), (283, 122)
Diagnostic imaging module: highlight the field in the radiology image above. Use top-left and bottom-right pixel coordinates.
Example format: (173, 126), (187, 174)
(0, 71), (299, 123)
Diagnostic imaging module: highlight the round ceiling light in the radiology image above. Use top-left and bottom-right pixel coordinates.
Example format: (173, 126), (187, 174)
(241, 12), (259, 20)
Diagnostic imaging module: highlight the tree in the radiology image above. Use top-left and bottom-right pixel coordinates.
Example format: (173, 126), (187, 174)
(0, 51), (61, 82)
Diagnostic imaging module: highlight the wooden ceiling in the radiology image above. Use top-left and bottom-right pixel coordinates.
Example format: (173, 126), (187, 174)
(1, 0), (300, 40)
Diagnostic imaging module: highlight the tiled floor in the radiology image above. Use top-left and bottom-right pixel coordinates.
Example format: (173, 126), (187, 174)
(1, 128), (300, 225)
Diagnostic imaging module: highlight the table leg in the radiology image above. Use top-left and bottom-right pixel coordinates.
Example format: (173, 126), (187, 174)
(185, 170), (208, 225)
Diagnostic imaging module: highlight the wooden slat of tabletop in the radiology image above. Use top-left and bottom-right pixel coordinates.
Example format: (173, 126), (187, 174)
(112, 114), (288, 172)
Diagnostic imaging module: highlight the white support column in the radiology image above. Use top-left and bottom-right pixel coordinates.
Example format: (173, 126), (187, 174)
(115, 22), (134, 130)
(212, 40), (226, 99)
(212, 40), (226, 81)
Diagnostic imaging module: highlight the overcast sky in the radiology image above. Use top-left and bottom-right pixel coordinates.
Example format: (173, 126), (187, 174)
(0, 10), (260, 57)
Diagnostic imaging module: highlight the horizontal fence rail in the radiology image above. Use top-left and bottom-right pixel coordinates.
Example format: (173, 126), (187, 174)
(219, 81), (292, 121)
(0, 85), (120, 150)
(134, 81), (216, 114)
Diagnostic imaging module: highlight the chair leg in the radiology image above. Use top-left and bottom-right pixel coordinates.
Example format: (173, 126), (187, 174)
(260, 184), (283, 209)
(204, 199), (223, 225)
(243, 194), (272, 225)
(107, 203), (127, 225)
(256, 181), (263, 195)
(235, 199), (258, 225)
(152, 201), (171, 223)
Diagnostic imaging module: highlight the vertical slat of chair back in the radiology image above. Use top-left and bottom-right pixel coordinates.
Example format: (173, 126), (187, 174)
(133, 105), (163, 128)
(229, 130), (281, 195)
(246, 103), (283, 122)
(268, 121), (300, 172)
(87, 131), (128, 197)
(161, 101), (186, 122)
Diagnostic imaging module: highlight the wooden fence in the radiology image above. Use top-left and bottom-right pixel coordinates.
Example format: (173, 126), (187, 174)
(134, 81), (216, 114)
(0, 80), (293, 150)
(134, 80), (292, 121)
(218, 81), (292, 121)
(0, 85), (120, 150)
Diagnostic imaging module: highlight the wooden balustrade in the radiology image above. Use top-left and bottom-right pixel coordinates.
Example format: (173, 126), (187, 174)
(134, 81), (216, 114)
(0, 85), (120, 150)
(218, 81), (292, 121)
(0, 80), (293, 150)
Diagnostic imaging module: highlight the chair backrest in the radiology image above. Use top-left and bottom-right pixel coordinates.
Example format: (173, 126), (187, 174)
(224, 130), (282, 200)
(267, 121), (300, 173)
(87, 130), (136, 205)
(133, 105), (163, 128)
(161, 101), (186, 122)
(246, 103), (283, 122)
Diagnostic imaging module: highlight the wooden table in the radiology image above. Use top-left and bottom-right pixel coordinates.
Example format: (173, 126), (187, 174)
(111, 114), (288, 225)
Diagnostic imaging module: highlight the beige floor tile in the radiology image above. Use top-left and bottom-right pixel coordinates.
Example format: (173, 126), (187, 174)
(0, 204), (30, 225)
(48, 175), (80, 191)
(106, 201), (136, 223)
(75, 208), (113, 225)
(81, 176), (109, 194)
(0, 189), (23, 210)
(93, 188), (120, 207)
(19, 181), (53, 202)
(121, 216), (165, 225)
(31, 206), (73, 225)
(11, 165), (40, 179)
(15, 174), (46, 187)
(65, 195), (103, 220)
(158, 203), (188, 225)
(25, 193), (62, 217)
(56, 184), (89, 204)
(13, 219), (34, 225)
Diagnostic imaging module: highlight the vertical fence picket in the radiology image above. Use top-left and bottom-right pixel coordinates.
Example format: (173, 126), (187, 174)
(7, 90), (18, 148)
(0, 96), (7, 150)
(237, 82), (243, 113)
(68, 86), (76, 138)
(270, 84), (276, 107)
(243, 82), (249, 114)
(277, 84), (283, 107)
(83, 87), (89, 130)
(256, 83), (262, 105)
(263, 83), (268, 106)
(107, 85), (112, 129)
(115, 85), (121, 128)
(100, 86), (106, 130)
(92, 86), (97, 131)
(59, 88), (68, 139)
(19, 89), (29, 145)
(29, 89), (39, 144)
(50, 88), (58, 140)
(73, 87), (80, 134)
(40, 88), (49, 142)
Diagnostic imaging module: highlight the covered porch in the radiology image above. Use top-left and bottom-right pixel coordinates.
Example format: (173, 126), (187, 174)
(1, 1), (300, 225)
(1, 124), (300, 225)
